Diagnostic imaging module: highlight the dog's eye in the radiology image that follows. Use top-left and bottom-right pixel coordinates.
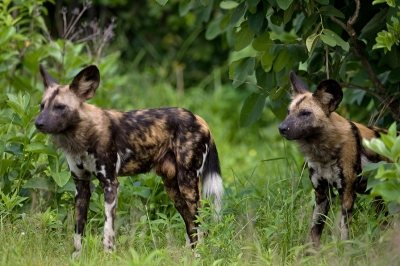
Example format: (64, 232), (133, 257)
(40, 103), (44, 110)
(54, 104), (66, 110)
(287, 109), (290, 115)
(300, 110), (311, 117)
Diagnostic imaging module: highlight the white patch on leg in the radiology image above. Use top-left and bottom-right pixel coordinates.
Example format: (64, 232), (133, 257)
(197, 228), (203, 243)
(97, 165), (107, 178)
(340, 215), (348, 240)
(103, 199), (116, 251)
(312, 200), (328, 225)
(72, 233), (82, 259)
(196, 144), (209, 177)
(185, 233), (190, 246)
(116, 154), (121, 174)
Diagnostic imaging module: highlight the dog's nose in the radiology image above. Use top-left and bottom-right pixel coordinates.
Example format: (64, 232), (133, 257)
(278, 123), (288, 135)
(35, 119), (44, 130)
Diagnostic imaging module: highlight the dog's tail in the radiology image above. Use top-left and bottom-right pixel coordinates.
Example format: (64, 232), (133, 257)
(202, 138), (223, 215)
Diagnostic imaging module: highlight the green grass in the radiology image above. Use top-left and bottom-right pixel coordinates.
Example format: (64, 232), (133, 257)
(1, 82), (400, 265)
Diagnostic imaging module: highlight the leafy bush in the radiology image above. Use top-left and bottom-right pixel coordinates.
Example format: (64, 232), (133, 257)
(0, 0), (126, 222)
(362, 123), (400, 214)
(161, 0), (400, 125)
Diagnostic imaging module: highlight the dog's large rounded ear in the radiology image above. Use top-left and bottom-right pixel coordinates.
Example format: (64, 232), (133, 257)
(70, 65), (100, 101)
(39, 63), (58, 89)
(289, 71), (309, 95)
(313, 79), (343, 113)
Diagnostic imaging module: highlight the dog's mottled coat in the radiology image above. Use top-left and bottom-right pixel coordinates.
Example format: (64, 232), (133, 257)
(278, 71), (390, 248)
(35, 64), (223, 258)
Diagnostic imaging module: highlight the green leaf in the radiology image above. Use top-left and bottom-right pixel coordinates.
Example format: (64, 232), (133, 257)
(273, 49), (291, 73)
(320, 33), (337, 47)
(206, 16), (224, 40)
(232, 57), (255, 88)
(247, 0), (260, 7)
(322, 29), (349, 51)
(268, 97), (287, 120)
(220, 1), (239, 9)
(391, 136), (400, 161)
(58, 180), (76, 193)
(360, 8), (388, 40)
(25, 143), (58, 157)
(388, 202), (400, 215)
(306, 33), (320, 53)
(234, 22), (254, 51)
(269, 44), (285, 56)
(276, 0), (293, 10)
(23, 177), (53, 191)
(319, 6), (345, 19)
(261, 52), (276, 72)
(200, 0), (211, 7)
(361, 161), (387, 176)
(230, 2), (247, 25)
(371, 180), (400, 204)
(388, 66), (400, 83)
(51, 171), (71, 187)
(269, 85), (286, 101)
(287, 44), (308, 62)
(6, 97), (24, 117)
(307, 52), (324, 73)
(386, 47), (400, 68)
(363, 138), (392, 160)
(283, 1), (296, 24)
(156, 0), (168, 6)
(315, 0), (329, 4)
(372, 0), (395, 7)
(252, 32), (274, 51)
(0, 26), (16, 46)
(248, 9), (265, 34)
(239, 92), (267, 127)
(270, 15), (283, 26)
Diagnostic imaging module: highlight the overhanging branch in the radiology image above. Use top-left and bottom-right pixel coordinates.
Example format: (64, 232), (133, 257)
(329, 0), (400, 121)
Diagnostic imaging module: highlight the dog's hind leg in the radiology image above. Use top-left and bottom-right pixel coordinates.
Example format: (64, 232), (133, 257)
(176, 168), (202, 247)
(338, 185), (356, 241)
(155, 151), (198, 247)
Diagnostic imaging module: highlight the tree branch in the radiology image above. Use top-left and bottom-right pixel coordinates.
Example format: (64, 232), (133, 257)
(339, 82), (384, 102)
(329, 0), (386, 94)
(295, 0), (308, 18)
(329, 0), (400, 121)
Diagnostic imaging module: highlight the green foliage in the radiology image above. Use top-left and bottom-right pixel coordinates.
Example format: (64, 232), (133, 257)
(162, 0), (400, 125)
(362, 123), (400, 214)
(0, 0), (125, 222)
(373, 16), (400, 53)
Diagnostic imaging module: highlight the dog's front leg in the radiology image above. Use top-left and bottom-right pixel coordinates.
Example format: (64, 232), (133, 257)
(309, 181), (334, 249)
(100, 177), (119, 252)
(72, 178), (93, 259)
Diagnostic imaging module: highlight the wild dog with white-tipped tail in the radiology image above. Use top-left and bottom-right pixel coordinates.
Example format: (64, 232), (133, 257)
(35, 64), (224, 258)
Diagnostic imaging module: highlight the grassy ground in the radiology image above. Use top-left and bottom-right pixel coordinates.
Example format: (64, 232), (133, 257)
(1, 83), (399, 266)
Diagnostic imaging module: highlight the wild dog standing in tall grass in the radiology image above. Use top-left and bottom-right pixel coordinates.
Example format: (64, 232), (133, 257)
(278, 71), (391, 249)
(35, 64), (224, 258)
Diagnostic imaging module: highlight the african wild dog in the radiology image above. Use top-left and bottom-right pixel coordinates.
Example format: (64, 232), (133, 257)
(278, 71), (391, 249)
(35, 64), (223, 258)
